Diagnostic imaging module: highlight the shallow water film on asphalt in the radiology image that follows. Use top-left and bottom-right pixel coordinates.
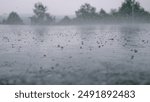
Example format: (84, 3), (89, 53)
(0, 24), (150, 85)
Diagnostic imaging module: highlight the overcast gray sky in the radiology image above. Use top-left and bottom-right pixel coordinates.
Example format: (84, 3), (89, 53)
(0, 0), (150, 16)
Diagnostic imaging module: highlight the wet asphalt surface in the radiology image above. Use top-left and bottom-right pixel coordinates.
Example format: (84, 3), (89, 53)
(0, 24), (150, 85)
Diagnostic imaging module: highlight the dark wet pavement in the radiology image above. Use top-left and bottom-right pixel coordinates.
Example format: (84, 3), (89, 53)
(0, 24), (150, 84)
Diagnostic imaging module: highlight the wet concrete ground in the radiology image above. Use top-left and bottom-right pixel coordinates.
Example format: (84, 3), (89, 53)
(0, 24), (150, 85)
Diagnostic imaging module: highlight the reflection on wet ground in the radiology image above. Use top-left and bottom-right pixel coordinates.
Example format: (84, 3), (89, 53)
(0, 24), (150, 85)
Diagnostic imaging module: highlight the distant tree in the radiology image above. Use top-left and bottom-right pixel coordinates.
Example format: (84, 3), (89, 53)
(110, 9), (118, 16)
(118, 0), (149, 17)
(3, 12), (23, 25)
(99, 9), (107, 17)
(30, 2), (55, 25)
(59, 16), (71, 24)
(75, 3), (98, 20)
(119, 0), (134, 16)
(45, 13), (55, 23)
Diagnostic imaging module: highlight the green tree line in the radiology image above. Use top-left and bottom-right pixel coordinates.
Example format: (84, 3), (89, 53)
(1, 0), (150, 25)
